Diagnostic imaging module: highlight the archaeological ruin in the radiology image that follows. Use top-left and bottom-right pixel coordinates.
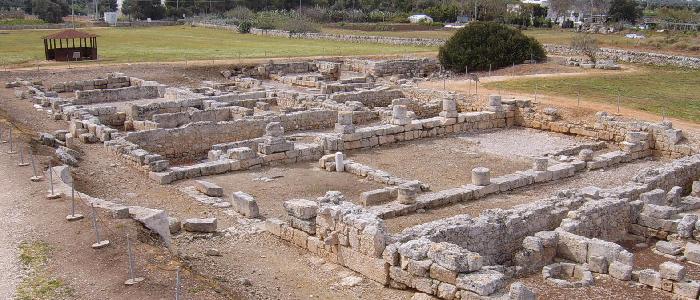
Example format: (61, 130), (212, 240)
(5, 56), (700, 300)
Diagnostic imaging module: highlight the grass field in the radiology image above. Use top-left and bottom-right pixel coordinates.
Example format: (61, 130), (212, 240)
(323, 27), (700, 57)
(0, 26), (435, 66)
(484, 66), (700, 123)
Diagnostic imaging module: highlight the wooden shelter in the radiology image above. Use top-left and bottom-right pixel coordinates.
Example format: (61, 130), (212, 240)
(43, 29), (98, 61)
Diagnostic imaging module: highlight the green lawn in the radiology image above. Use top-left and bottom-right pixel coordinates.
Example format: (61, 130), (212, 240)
(0, 26), (435, 66)
(484, 66), (700, 123)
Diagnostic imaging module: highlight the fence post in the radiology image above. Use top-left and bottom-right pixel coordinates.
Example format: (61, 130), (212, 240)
(124, 233), (145, 285)
(47, 161), (61, 199)
(29, 150), (42, 182)
(66, 180), (84, 221)
(90, 204), (110, 249)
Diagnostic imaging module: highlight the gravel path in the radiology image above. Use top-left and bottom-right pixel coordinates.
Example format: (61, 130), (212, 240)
(0, 141), (30, 299)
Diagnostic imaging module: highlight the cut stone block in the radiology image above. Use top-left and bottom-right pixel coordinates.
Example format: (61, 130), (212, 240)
(471, 167), (491, 186)
(656, 241), (683, 256)
(609, 261), (632, 281)
(194, 180), (223, 197)
(283, 199), (318, 220)
(182, 218), (217, 233)
(509, 282), (536, 300)
(659, 261), (686, 281)
(685, 243), (700, 264)
(638, 269), (662, 288)
(456, 270), (504, 296)
(674, 280), (700, 299)
(232, 191), (259, 218)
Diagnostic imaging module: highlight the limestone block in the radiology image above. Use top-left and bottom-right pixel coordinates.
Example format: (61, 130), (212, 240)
(656, 241), (683, 256)
(427, 242), (477, 273)
(437, 282), (458, 300)
(533, 157), (548, 172)
(608, 261), (632, 281)
(232, 191), (259, 218)
(182, 218), (217, 233)
(397, 183), (418, 205)
(674, 280), (700, 299)
(362, 188), (397, 206)
(456, 270), (505, 296)
(471, 167), (491, 186)
(692, 181), (700, 197)
(556, 230), (588, 263)
(666, 186), (683, 206)
(509, 282), (536, 300)
(194, 180), (224, 197)
(283, 199), (318, 220)
(488, 95), (502, 107)
(677, 215), (698, 239)
(430, 264), (457, 285)
(638, 269), (662, 288)
(640, 189), (666, 205)
(168, 217), (181, 234)
(407, 259), (432, 277)
(685, 243), (700, 264)
(659, 261), (686, 281)
(588, 256), (608, 273)
(398, 239), (432, 261)
(642, 204), (678, 219)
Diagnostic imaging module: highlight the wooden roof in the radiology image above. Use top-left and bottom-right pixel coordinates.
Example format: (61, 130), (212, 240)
(43, 29), (98, 40)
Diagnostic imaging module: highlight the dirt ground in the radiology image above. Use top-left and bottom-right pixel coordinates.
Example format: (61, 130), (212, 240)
(348, 128), (594, 191)
(347, 137), (530, 191)
(176, 162), (387, 219)
(385, 157), (666, 234)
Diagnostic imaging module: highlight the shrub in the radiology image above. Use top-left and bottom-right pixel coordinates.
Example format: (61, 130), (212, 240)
(225, 6), (254, 23)
(252, 11), (319, 33)
(238, 20), (251, 33)
(571, 34), (599, 62)
(438, 21), (546, 72)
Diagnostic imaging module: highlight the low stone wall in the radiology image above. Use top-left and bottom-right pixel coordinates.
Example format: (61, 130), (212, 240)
(544, 44), (700, 69)
(515, 102), (696, 158)
(51, 74), (131, 92)
(74, 84), (165, 105)
(191, 21), (700, 69)
(191, 22), (444, 47)
(343, 58), (441, 77)
(329, 88), (404, 108)
(125, 109), (343, 161)
(128, 98), (204, 121)
(265, 193), (391, 284)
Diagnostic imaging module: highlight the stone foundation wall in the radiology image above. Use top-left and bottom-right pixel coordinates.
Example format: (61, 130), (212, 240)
(128, 98), (204, 121)
(50, 74), (131, 93)
(343, 58), (440, 77)
(329, 88), (404, 108)
(265, 193), (391, 285)
(74, 84), (166, 105)
(125, 109), (343, 161)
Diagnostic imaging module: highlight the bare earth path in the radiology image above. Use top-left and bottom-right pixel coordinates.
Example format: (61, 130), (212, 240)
(0, 140), (29, 299)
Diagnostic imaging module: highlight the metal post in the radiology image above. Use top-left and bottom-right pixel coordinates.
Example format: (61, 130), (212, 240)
(66, 181), (83, 221)
(175, 267), (181, 300)
(90, 204), (110, 249)
(534, 82), (538, 102)
(124, 233), (144, 285)
(29, 150), (42, 182)
(489, 64), (492, 77)
(18, 145), (28, 166)
(47, 161), (61, 199)
(0, 128), (5, 143)
(577, 90), (581, 106)
(7, 128), (15, 154)
(617, 91), (621, 113)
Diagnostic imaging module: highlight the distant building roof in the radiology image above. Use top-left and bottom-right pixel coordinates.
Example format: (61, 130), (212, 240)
(43, 29), (98, 40)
